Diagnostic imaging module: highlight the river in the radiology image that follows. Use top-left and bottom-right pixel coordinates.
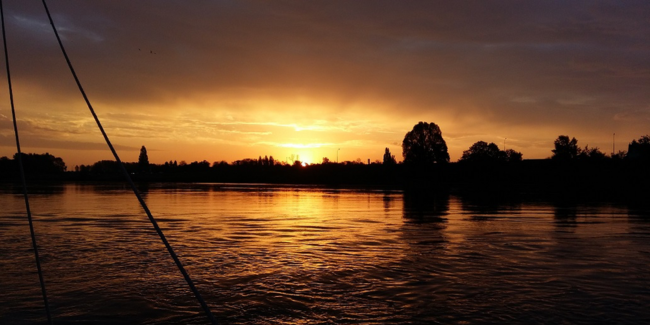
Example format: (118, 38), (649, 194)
(1, 183), (649, 324)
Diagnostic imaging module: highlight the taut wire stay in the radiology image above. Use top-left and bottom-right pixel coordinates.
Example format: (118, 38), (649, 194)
(3, 0), (218, 323)
(0, 0), (53, 324)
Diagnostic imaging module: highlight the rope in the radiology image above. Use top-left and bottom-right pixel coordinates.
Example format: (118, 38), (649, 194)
(0, 1), (53, 324)
(39, 1), (218, 324)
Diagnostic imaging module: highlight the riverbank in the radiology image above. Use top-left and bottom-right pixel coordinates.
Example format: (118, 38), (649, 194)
(2, 159), (648, 203)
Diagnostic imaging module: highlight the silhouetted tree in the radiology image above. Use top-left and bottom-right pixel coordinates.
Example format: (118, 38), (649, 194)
(611, 150), (627, 160)
(269, 156), (275, 166)
(577, 145), (606, 160)
(503, 149), (523, 162)
(13, 152), (66, 173)
(322, 157), (331, 164)
(235, 158), (259, 166)
(212, 160), (229, 167)
(627, 135), (650, 161)
(0, 156), (12, 178)
(552, 135), (580, 160)
(138, 145), (149, 172)
(460, 141), (523, 163)
(187, 160), (210, 172)
(460, 141), (501, 162)
(80, 164), (90, 173)
(91, 160), (119, 174)
(383, 148), (396, 165)
(402, 121), (449, 165)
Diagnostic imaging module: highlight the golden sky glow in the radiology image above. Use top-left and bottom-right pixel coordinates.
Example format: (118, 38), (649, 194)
(1, 1), (649, 167)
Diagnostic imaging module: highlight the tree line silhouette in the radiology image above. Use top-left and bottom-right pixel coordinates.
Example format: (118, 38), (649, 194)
(1, 122), (649, 199)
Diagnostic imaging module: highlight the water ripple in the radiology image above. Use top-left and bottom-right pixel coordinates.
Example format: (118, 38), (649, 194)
(1, 184), (649, 324)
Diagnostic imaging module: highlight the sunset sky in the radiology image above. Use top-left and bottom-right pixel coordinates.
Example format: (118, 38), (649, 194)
(0, 1), (648, 167)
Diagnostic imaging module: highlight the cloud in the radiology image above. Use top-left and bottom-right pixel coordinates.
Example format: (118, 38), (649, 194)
(262, 142), (334, 149)
(614, 107), (650, 122)
(1, 1), (649, 165)
(0, 133), (138, 151)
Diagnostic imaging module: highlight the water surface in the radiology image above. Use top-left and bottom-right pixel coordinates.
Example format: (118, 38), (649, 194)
(1, 183), (649, 324)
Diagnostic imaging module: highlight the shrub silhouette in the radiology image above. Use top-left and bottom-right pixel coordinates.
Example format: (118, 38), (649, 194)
(460, 141), (500, 162)
(460, 141), (522, 163)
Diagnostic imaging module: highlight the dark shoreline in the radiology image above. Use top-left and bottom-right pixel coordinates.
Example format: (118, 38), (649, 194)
(2, 159), (648, 207)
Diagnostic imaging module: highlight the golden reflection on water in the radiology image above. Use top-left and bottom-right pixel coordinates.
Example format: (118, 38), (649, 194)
(107, 185), (412, 284)
(1, 183), (649, 324)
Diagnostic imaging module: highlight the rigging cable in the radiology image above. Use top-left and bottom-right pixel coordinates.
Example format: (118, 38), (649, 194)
(0, 1), (53, 324)
(39, 1), (218, 324)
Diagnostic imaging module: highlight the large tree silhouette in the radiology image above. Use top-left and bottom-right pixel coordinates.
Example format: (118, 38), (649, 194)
(402, 122), (449, 165)
(552, 135), (579, 160)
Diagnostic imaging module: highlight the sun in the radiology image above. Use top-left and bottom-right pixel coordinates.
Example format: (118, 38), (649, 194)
(301, 161), (308, 167)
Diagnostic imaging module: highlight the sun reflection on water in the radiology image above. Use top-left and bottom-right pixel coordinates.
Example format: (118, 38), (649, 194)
(1, 184), (649, 324)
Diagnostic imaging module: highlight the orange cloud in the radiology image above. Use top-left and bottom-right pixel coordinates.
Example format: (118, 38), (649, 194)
(1, 1), (648, 166)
